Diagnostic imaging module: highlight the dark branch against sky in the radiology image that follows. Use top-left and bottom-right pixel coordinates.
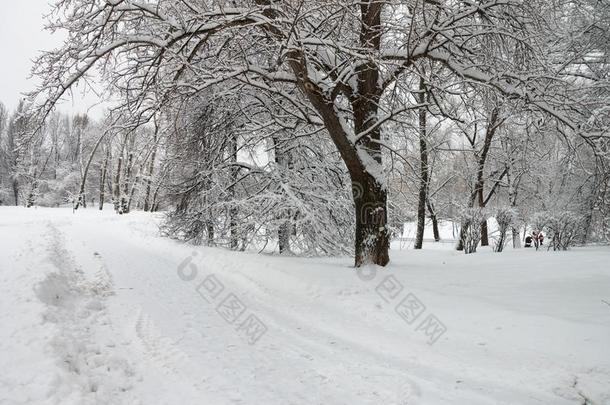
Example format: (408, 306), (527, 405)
(0, 2), (103, 117)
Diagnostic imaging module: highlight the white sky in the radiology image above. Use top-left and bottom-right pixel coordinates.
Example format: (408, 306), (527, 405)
(0, 2), (104, 118)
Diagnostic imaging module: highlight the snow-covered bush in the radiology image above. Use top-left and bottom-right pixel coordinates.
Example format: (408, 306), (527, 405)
(0, 188), (11, 205)
(530, 211), (583, 251)
(161, 95), (355, 256)
(493, 207), (518, 253)
(546, 211), (583, 251)
(458, 208), (488, 254)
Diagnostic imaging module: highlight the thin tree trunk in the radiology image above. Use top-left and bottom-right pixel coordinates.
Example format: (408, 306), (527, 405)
(143, 122), (159, 212)
(512, 227), (521, 248)
(151, 184), (161, 212)
(457, 108), (501, 250)
(74, 131), (107, 210)
(278, 222), (290, 254)
(414, 76), (429, 250)
(12, 179), (19, 206)
(478, 175), (489, 246)
(228, 133), (239, 250)
(273, 135), (292, 254)
(143, 150), (157, 211)
(580, 181), (598, 244)
(99, 147), (109, 210)
(206, 206), (215, 246)
(506, 166), (521, 248)
(126, 169), (140, 213)
(149, 168), (167, 213)
(122, 152), (133, 213)
(480, 221), (489, 246)
(113, 156), (123, 213)
(427, 199), (440, 242)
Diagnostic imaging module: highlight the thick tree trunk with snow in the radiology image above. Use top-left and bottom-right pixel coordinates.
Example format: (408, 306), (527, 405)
(352, 173), (390, 267)
(296, 2), (390, 266)
(281, 41), (392, 265)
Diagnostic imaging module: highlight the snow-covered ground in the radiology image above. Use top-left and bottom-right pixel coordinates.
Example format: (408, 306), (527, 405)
(1, 207), (609, 405)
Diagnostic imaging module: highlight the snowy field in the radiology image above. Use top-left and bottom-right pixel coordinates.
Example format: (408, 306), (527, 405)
(1, 206), (609, 405)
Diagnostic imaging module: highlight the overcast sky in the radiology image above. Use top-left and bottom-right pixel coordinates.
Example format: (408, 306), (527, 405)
(0, 2), (104, 118)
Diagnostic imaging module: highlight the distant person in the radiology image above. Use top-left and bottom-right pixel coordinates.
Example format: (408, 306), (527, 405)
(532, 230), (543, 250)
(525, 235), (533, 248)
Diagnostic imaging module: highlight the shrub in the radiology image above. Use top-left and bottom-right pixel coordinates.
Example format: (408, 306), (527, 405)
(493, 207), (518, 252)
(459, 207), (488, 254)
(530, 211), (583, 251)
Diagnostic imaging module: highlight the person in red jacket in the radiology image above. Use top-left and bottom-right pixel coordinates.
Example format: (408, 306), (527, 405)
(532, 230), (540, 250)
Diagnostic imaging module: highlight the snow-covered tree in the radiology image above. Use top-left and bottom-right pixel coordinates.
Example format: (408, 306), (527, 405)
(29, 0), (609, 264)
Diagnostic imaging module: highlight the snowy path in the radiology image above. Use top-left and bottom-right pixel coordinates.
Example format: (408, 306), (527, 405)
(1, 207), (609, 404)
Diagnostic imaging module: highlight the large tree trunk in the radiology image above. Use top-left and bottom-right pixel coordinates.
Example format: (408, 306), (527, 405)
(352, 172), (390, 267)
(414, 76), (429, 250)
(278, 1), (389, 266)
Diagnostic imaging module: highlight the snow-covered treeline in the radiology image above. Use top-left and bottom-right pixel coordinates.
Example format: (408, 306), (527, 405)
(0, 100), (162, 212)
(3, 0), (607, 265)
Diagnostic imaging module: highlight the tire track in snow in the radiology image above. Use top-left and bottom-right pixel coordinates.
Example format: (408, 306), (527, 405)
(60, 220), (253, 403)
(35, 222), (139, 405)
(188, 252), (424, 405)
(133, 309), (192, 375)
